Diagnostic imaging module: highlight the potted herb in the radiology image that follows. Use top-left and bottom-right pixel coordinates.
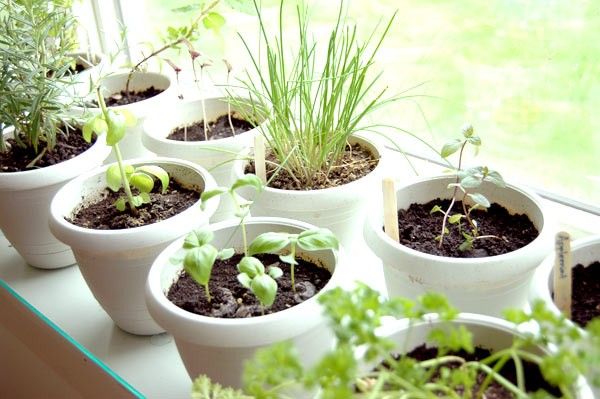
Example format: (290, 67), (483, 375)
(195, 285), (598, 398)
(231, 1), (396, 246)
(48, 92), (219, 335)
(0, 0), (111, 269)
(364, 125), (554, 316)
(145, 175), (341, 388)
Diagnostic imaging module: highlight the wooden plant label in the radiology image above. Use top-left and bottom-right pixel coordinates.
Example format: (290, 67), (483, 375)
(254, 134), (267, 184)
(382, 178), (399, 242)
(553, 231), (572, 318)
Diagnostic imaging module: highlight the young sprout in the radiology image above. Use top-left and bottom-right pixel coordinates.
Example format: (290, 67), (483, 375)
(434, 124), (507, 251)
(236, 256), (283, 313)
(164, 58), (183, 100)
(223, 58), (236, 137)
(83, 87), (169, 215)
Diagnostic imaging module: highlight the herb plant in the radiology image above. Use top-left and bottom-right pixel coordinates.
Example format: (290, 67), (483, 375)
(176, 174), (338, 312)
(431, 124), (507, 251)
(193, 285), (599, 398)
(0, 0), (78, 157)
(233, 0), (398, 187)
(83, 88), (169, 215)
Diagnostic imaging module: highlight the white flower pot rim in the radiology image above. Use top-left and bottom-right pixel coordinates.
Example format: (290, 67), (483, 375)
(368, 174), (549, 264)
(147, 216), (339, 328)
(49, 157), (213, 239)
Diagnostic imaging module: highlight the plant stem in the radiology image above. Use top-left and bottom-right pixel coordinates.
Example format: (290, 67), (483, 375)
(289, 241), (297, 292)
(200, 65), (209, 141)
(226, 72), (236, 137)
(204, 283), (211, 303)
(438, 141), (467, 248)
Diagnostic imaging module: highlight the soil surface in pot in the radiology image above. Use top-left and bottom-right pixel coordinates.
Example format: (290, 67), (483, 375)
(0, 128), (94, 173)
(99, 86), (164, 107)
(570, 261), (599, 327)
(167, 114), (254, 141)
(245, 143), (377, 190)
(396, 199), (538, 258)
(68, 179), (199, 229)
(375, 344), (560, 397)
(167, 253), (331, 318)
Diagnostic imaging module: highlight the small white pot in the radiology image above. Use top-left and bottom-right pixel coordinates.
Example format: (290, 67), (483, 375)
(232, 135), (386, 247)
(78, 71), (175, 162)
(142, 96), (262, 222)
(372, 313), (592, 398)
(364, 176), (553, 316)
(49, 158), (218, 335)
(0, 127), (111, 268)
(67, 51), (108, 89)
(145, 217), (342, 389)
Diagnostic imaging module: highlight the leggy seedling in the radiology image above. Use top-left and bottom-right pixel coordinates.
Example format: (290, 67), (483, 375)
(83, 88), (169, 215)
(432, 124), (507, 251)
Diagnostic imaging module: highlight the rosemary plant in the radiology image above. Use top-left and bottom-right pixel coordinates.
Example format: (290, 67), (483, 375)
(234, 1), (397, 187)
(0, 0), (78, 157)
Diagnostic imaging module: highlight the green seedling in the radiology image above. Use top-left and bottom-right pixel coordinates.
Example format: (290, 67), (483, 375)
(434, 124), (507, 251)
(83, 87), (169, 215)
(223, 59), (236, 137)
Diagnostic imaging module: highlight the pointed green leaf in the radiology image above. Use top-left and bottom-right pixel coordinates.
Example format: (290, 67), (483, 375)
(130, 172), (155, 193)
(237, 256), (264, 277)
(200, 188), (228, 210)
(430, 205), (443, 214)
(137, 165), (169, 193)
(297, 228), (339, 251)
(279, 254), (298, 266)
(82, 123), (94, 143)
(460, 175), (482, 189)
(248, 232), (290, 256)
(448, 214), (463, 224)
(105, 110), (127, 146)
(461, 124), (474, 138)
(92, 116), (108, 134)
(131, 195), (144, 207)
(237, 273), (252, 288)
(218, 248), (235, 260)
(459, 240), (473, 252)
(251, 274), (278, 307)
(440, 138), (463, 158)
(203, 12), (226, 32)
(231, 174), (263, 193)
(486, 170), (506, 188)
(184, 229), (214, 248)
(467, 135), (481, 146)
(139, 192), (151, 203)
(467, 193), (490, 208)
(268, 266), (283, 279)
(184, 245), (218, 286)
(106, 164), (123, 191)
(115, 197), (126, 211)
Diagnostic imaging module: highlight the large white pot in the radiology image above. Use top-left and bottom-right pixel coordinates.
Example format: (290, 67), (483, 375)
(142, 96), (261, 222)
(49, 158), (218, 335)
(372, 313), (592, 398)
(78, 71), (175, 162)
(145, 217), (342, 389)
(0, 127), (111, 269)
(232, 135), (386, 247)
(364, 176), (553, 316)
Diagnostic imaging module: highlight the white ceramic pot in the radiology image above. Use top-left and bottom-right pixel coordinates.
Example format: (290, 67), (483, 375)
(232, 135), (386, 247)
(364, 175), (553, 316)
(67, 51), (108, 88)
(142, 96), (262, 222)
(49, 158), (218, 335)
(78, 71), (175, 162)
(0, 127), (111, 269)
(145, 217), (342, 389)
(371, 313), (593, 398)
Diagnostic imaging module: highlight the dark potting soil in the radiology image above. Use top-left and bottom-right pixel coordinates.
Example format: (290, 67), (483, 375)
(571, 261), (600, 327)
(396, 199), (538, 258)
(68, 179), (200, 229)
(379, 344), (560, 398)
(0, 128), (94, 173)
(167, 253), (331, 318)
(245, 143), (378, 190)
(167, 114), (254, 141)
(102, 86), (164, 107)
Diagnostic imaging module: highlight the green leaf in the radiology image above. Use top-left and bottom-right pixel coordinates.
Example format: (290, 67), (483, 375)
(467, 135), (481, 146)
(172, 4), (200, 14)
(486, 170), (506, 188)
(459, 240), (473, 252)
(297, 228), (339, 251)
(237, 273), (252, 288)
(448, 214), (463, 224)
(460, 175), (483, 189)
(268, 266), (283, 279)
(92, 116), (108, 134)
(461, 124), (474, 138)
(224, 0), (257, 14)
(191, 375), (250, 399)
(82, 123), (93, 143)
(137, 165), (169, 193)
(247, 232), (290, 256)
(200, 188), (228, 210)
(184, 245), (218, 286)
(105, 110), (127, 146)
(231, 174), (263, 193)
(430, 205), (443, 214)
(106, 164), (123, 191)
(279, 254), (298, 266)
(115, 197), (126, 211)
(440, 138), (463, 158)
(203, 12), (225, 32)
(237, 256), (264, 277)
(251, 274), (278, 307)
(130, 172), (155, 193)
(218, 248), (235, 260)
(467, 193), (490, 208)
(131, 195), (144, 207)
(139, 192), (151, 203)
(184, 229), (214, 249)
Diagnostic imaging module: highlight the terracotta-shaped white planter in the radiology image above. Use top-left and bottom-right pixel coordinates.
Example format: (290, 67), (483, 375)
(49, 158), (218, 335)
(232, 135), (386, 247)
(142, 97), (262, 222)
(364, 176), (553, 316)
(0, 127), (111, 269)
(78, 71), (175, 162)
(145, 217), (342, 389)
(372, 313), (593, 398)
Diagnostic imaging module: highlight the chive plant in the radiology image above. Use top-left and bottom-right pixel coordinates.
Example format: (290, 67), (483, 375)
(233, 1), (398, 187)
